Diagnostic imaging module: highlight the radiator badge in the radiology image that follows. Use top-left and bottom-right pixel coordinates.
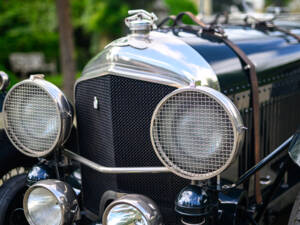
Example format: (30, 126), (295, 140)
(93, 96), (99, 110)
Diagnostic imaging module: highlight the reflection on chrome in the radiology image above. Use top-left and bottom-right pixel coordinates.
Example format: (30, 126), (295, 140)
(103, 194), (163, 225)
(27, 188), (62, 225)
(107, 204), (147, 225)
(23, 179), (79, 225)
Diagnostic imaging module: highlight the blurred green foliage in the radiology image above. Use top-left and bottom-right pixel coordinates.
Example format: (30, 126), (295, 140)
(0, 0), (197, 87)
(0, 0), (58, 66)
(266, 0), (293, 6)
(164, 0), (197, 15)
(164, 0), (198, 24)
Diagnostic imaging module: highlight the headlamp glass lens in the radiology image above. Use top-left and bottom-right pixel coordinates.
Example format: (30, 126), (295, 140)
(27, 187), (62, 225)
(107, 204), (147, 225)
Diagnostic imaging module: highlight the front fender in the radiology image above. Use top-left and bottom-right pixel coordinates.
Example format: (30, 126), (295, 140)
(0, 130), (36, 178)
(0, 92), (36, 178)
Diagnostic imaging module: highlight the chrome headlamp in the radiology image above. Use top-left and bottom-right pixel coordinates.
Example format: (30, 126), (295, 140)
(103, 194), (162, 225)
(150, 87), (245, 180)
(0, 71), (9, 91)
(23, 179), (79, 225)
(3, 75), (73, 157)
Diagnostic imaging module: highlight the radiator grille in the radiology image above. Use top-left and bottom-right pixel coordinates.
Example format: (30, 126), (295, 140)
(75, 75), (188, 224)
(75, 71), (300, 224)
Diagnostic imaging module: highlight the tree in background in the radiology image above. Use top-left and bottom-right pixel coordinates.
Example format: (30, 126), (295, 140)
(56, 0), (76, 100)
(0, 0), (198, 89)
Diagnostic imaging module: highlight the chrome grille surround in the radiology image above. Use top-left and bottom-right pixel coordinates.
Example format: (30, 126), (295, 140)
(151, 87), (244, 180)
(3, 77), (73, 157)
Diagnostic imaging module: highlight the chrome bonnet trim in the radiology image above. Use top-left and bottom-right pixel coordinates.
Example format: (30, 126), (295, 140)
(76, 31), (220, 90)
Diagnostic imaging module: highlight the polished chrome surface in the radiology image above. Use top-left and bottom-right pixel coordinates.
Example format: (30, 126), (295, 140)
(23, 179), (79, 225)
(26, 187), (62, 225)
(150, 87), (245, 180)
(125, 9), (158, 33)
(3, 76), (73, 157)
(78, 31), (220, 90)
(103, 194), (163, 225)
(64, 149), (170, 174)
(105, 204), (147, 225)
(0, 71), (9, 91)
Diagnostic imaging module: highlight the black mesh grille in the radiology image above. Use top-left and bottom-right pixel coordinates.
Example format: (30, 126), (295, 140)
(75, 75), (189, 224)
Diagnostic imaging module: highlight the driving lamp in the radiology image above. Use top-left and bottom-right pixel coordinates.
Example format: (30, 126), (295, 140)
(3, 74), (73, 157)
(103, 194), (162, 225)
(151, 87), (245, 180)
(23, 179), (79, 225)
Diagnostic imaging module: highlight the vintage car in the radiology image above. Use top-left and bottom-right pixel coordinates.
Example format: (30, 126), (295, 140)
(0, 9), (299, 225)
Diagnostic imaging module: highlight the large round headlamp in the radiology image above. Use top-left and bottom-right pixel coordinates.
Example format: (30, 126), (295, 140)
(3, 75), (73, 157)
(150, 87), (244, 180)
(103, 194), (162, 225)
(23, 179), (79, 225)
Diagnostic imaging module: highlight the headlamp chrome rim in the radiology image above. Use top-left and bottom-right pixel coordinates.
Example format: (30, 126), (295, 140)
(0, 71), (9, 91)
(3, 76), (73, 157)
(102, 194), (162, 225)
(23, 179), (78, 225)
(150, 86), (245, 180)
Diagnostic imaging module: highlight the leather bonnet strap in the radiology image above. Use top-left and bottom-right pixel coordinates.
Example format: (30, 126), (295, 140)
(173, 12), (262, 204)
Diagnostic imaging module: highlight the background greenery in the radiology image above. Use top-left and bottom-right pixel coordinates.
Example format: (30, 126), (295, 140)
(0, 0), (197, 88)
(0, 0), (293, 88)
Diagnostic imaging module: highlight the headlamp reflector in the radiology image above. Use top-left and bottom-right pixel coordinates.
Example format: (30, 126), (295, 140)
(106, 204), (147, 225)
(103, 194), (162, 225)
(23, 179), (78, 225)
(27, 187), (62, 225)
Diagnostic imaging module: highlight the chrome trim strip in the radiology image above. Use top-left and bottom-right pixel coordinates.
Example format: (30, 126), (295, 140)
(64, 149), (170, 174)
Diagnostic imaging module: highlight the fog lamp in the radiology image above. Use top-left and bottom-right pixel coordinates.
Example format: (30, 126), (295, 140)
(103, 194), (162, 225)
(23, 179), (78, 225)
